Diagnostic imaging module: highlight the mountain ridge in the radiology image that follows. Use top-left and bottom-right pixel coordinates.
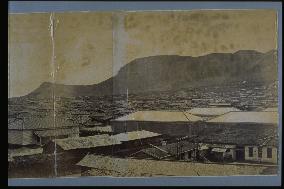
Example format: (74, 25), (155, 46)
(20, 50), (278, 98)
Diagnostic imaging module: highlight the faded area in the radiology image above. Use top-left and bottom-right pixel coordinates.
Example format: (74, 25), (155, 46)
(123, 10), (277, 63)
(8, 13), (52, 97)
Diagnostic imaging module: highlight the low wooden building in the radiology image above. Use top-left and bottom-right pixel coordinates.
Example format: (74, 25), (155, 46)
(8, 116), (79, 147)
(244, 138), (278, 164)
(41, 130), (162, 176)
(110, 111), (203, 136)
(132, 140), (198, 161)
(195, 111), (279, 164)
(76, 154), (277, 176)
(44, 130), (162, 156)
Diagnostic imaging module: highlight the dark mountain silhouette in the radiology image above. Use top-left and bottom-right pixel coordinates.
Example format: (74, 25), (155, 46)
(26, 50), (278, 98)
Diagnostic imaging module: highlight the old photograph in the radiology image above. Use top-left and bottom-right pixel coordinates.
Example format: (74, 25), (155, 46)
(8, 10), (279, 178)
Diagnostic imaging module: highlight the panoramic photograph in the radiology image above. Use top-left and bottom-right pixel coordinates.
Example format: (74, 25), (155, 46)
(8, 9), (279, 178)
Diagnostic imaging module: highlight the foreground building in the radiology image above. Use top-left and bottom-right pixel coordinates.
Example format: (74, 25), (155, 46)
(204, 111), (279, 164)
(8, 115), (79, 147)
(110, 111), (203, 136)
(44, 130), (162, 156)
(76, 154), (277, 176)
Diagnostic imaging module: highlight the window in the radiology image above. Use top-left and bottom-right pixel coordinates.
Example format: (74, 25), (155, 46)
(248, 147), (253, 157)
(267, 148), (272, 158)
(258, 147), (262, 158)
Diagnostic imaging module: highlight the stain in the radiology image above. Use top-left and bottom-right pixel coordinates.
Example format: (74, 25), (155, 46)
(212, 31), (219, 39)
(87, 43), (94, 50)
(192, 41), (199, 49)
(81, 57), (91, 67)
(235, 23), (240, 29)
(220, 45), (228, 51)
(222, 14), (229, 19)
(181, 15), (190, 22)
(144, 25), (151, 31)
(189, 13), (208, 22)
(9, 10), (278, 97)
(195, 28), (202, 35)
(229, 43), (235, 49)
(211, 13), (221, 20)
(201, 42), (207, 51)
(252, 23), (261, 33)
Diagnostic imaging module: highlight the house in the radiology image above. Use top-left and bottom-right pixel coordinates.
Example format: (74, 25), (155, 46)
(132, 140), (198, 161)
(8, 115), (79, 147)
(110, 111), (203, 136)
(197, 143), (237, 162)
(201, 111), (279, 164)
(43, 130), (162, 157)
(7, 147), (54, 178)
(39, 130), (161, 176)
(244, 134), (278, 164)
(110, 130), (163, 156)
(43, 134), (122, 155)
(8, 147), (43, 158)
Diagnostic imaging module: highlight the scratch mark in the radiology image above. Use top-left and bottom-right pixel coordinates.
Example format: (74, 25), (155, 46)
(49, 12), (58, 177)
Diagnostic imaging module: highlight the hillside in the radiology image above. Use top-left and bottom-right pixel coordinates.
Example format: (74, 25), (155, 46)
(25, 50), (278, 98)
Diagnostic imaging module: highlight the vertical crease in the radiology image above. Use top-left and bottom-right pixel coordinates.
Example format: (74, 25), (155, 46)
(49, 12), (57, 177)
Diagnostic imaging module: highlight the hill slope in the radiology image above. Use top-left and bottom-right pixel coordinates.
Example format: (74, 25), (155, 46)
(26, 50), (278, 98)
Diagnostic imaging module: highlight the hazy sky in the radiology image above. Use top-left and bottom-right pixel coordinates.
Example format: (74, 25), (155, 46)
(8, 10), (277, 97)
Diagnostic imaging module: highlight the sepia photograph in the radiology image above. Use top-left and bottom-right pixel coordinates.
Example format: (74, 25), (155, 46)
(8, 2), (281, 184)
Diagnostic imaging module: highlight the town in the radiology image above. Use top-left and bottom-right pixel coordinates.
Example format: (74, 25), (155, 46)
(8, 80), (279, 177)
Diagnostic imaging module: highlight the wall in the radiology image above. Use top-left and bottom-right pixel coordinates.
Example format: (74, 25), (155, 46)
(245, 146), (278, 164)
(245, 146), (259, 161)
(261, 146), (278, 164)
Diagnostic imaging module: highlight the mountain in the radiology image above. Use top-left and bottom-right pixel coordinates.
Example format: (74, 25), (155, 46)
(26, 50), (278, 98)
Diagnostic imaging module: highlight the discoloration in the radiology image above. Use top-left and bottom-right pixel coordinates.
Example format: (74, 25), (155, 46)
(8, 8), (279, 179)
(8, 10), (277, 98)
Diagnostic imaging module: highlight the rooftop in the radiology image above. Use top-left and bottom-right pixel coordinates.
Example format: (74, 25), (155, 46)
(8, 115), (77, 130)
(80, 126), (113, 133)
(141, 141), (196, 160)
(54, 134), (121, 151)
(187, 107), (240, 116)
(53, 130), (161, 150)
(76, 154), (272, 176)
(111, 130), (161, 142)
(34, 127), (79, 137)
(8, 147), (43, 158)
(207, 111), (278, 124)
(114, 111), (202, 122)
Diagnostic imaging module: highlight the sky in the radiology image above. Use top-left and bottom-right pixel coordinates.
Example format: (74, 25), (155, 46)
(8, 10), (277, 97)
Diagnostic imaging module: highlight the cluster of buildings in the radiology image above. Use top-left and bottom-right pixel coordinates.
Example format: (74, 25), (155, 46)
(8, 103), (279, 177)
(8, 80), (279, 177)
(110, 106), (279, 164)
